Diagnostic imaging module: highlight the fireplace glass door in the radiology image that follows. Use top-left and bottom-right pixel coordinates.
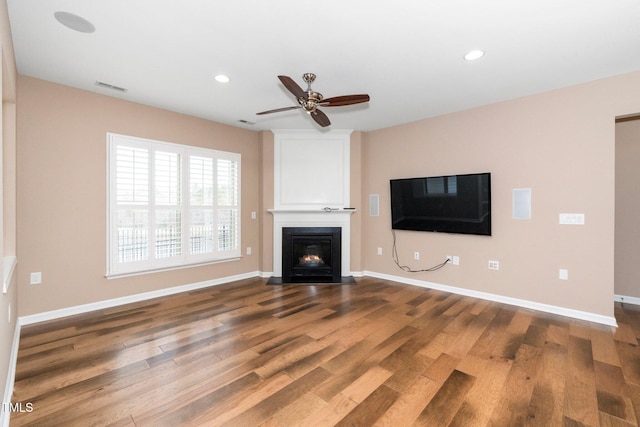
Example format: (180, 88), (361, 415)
(282, 227), (341, 283)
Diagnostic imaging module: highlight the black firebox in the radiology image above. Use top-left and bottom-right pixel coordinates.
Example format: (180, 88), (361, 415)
(282, 227), (341, 283)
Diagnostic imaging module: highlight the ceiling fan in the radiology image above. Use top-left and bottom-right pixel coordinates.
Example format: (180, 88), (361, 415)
(256, 73), (370, 127)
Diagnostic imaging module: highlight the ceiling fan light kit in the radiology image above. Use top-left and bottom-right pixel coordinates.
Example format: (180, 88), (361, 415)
(257, 73), (370, 127)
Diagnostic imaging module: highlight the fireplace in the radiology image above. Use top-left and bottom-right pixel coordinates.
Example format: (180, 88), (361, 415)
(282, 227), (341, 283)
(268, 208), (355, 282)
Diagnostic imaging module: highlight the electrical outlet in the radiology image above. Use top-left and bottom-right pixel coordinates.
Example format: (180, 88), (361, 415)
(559, 269), (569, 280)
(446, 255), (452, 263)
(377, 247), (383, 255)
(414, 252), (420, 260)
(30, 272), (42, 285)
(246, 247), (252, 255)
(453, 256), (460, 265)
(488, 260), (499, 270)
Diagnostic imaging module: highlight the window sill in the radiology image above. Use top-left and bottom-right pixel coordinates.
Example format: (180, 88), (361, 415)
(105, 256), (241, 280)
(3, 256), (17, 294)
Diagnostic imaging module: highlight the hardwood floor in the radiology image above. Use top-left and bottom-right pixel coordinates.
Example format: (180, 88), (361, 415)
(10, 276), (640, 426)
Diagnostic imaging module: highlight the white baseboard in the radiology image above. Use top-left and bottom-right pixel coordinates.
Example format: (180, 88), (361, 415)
(1, 322), (21, 427)
(19, 271), (261, 326)
(614, 294), (640, 306)
(17, 269), (363, 326)
(363, 270), (618, 327)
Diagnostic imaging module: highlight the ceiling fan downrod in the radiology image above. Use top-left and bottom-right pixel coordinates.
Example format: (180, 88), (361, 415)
(299, 73), (322, 113)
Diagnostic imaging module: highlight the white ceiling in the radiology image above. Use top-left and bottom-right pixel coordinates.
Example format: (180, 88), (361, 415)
(7, 0), (640, 132)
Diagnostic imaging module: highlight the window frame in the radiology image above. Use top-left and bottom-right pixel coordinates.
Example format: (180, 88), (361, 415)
(106, 133), (241, 278)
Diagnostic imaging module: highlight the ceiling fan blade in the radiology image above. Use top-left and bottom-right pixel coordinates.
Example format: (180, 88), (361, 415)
(311, 109), (331, 127)
(278, 75), (307, 100)
(256, 106), (301, 115)
(319, 94), (370, 107)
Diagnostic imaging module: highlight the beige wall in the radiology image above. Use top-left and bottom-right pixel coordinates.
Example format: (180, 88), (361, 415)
(17, 76), (261, 316)
(615, 118), (640, 298)
(362, 72), (640, 319)
(12, 61), (640, 324)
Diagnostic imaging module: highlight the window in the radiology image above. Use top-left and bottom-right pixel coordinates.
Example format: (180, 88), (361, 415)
(107, 133), (240, 277)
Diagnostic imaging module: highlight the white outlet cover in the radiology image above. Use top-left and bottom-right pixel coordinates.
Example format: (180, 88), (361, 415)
(559, 269), (569, 280)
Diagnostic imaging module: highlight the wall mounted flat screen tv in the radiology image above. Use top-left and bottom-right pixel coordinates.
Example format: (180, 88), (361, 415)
(390, 172), (491, 236)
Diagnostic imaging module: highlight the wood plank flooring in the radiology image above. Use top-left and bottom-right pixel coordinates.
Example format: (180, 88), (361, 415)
(10, 276), (640, 426)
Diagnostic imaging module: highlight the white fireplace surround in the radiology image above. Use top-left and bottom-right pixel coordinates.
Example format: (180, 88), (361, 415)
(270, 129), (354, 277)
(269, 209), (354, 277)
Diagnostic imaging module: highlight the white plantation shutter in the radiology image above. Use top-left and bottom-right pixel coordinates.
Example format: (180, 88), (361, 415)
(189, 155), (215, 256)
(115, 145), (150, 265)
(217, 158), (239, 252)
(108, 133), (241, 276)
(154, 151), (182, 260)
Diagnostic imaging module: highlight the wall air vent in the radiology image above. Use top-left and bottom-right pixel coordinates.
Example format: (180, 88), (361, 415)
(95, 81), (128, 92)
(238, 119), (255, 125)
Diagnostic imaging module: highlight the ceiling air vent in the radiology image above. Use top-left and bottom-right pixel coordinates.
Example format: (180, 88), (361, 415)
(95, 81), (128, 92)
(238, 119), (255, 125)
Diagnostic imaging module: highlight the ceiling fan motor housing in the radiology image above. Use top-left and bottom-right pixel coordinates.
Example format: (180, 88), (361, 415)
(300, 91), (323, 112)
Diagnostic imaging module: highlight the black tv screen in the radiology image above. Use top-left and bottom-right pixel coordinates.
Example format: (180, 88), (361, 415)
(390, 173), (491, 236)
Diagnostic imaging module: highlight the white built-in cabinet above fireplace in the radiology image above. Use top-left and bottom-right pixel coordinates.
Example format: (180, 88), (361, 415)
(273, 129), (352, 210)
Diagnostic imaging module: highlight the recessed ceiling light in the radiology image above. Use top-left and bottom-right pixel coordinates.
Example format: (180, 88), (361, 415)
(464, 50), (485, 61)
(214, 74), (230, 83)
(54, 11), (96, 33)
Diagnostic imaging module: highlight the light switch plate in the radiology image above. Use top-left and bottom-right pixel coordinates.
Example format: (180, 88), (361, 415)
(559, 213), (585, 225)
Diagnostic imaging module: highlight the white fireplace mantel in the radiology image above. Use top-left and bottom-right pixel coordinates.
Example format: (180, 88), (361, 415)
(269, 209), (355, 277)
